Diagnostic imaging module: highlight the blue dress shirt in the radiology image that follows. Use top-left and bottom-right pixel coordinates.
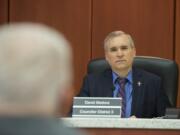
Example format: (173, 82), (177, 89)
(112, 71), (133, 118)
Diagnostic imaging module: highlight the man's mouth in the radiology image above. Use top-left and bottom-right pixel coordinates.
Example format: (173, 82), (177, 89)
(115, 60), (126, 63)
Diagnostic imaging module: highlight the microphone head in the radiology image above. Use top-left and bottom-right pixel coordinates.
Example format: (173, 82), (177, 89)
(112, 85), (115, 91)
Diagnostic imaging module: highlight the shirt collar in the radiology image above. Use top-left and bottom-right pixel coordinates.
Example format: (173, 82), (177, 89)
(112, 70), (133, 84)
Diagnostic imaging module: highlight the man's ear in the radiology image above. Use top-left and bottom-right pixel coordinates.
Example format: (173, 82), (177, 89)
(133, 47), (136, 57)
(105, 52), (108, 61)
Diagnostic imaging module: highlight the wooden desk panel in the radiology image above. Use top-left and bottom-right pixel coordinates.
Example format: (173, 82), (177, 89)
(82, 128), (180, 135)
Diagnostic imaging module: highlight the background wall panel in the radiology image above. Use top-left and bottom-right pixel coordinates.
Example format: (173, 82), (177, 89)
(92, 0), (174, 60)
(175, 0), (180, 107)
(0, 0), (8, 24)
(9, 0), (92, 93)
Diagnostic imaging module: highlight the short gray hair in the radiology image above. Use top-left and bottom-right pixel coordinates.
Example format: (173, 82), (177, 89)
(104, 31), (135, 50)
(0, 23), (72, 112)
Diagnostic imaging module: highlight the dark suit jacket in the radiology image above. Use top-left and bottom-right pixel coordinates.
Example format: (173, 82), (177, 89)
(78, 68), (169, 118)
(0, 117), (84, 135)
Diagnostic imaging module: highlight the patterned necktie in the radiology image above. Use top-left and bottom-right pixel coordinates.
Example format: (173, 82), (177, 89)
(117, 78), (127, 118)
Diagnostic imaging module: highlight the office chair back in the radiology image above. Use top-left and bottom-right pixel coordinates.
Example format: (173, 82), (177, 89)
(87, 56), (178, 107)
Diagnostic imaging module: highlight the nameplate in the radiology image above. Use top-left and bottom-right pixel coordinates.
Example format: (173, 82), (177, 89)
(72, 97), (122, 118)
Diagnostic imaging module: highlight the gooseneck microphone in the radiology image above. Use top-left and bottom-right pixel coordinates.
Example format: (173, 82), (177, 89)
(112, 85), (115, 97)
(112, 85), (115, 91)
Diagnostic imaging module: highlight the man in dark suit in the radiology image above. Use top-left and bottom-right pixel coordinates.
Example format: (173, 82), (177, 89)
(0, 23), (84, 135)
(78, 31), (169, 118)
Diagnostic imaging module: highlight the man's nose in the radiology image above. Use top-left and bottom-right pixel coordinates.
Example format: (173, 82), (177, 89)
(116, 49), (123, 56)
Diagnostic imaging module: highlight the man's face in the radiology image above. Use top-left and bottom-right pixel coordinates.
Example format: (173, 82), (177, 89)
(105, 35), (136, 72)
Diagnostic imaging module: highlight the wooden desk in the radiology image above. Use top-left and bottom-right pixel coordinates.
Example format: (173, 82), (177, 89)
(62, 118), (180, 135)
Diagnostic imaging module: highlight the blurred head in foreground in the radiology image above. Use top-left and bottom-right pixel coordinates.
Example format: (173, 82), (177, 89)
(0, 23), (72, 116)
